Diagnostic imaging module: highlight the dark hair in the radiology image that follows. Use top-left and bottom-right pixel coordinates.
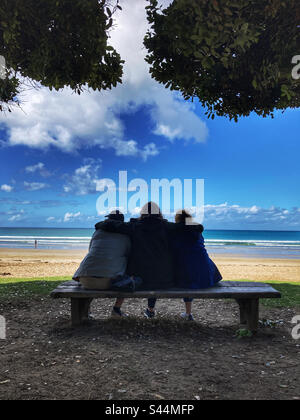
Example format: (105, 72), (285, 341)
(140, 202), (163, 219)
(105, 210), (124, 222)
(175, 209), (193, 224)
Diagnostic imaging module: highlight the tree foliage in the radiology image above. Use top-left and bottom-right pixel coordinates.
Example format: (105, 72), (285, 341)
(144, 0), (300, 120)
(0, 0), (123, 111)
(1, 0), (299, 119)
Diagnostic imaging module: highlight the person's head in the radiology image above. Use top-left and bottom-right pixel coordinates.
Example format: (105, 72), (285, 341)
(105, 210), (124, 222)
(175, 209), (193, 224)
(140, 202), (163, 220)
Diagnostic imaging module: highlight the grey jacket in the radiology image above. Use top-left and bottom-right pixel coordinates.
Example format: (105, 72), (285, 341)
(73, 227), (131, 279)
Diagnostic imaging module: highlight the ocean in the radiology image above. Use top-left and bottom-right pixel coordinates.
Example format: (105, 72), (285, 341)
(0, 227), (300, 259)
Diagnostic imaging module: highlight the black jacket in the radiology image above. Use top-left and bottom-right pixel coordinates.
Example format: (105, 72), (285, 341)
(96, 217), (204, 290)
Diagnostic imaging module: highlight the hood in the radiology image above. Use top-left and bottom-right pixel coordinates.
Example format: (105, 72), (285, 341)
(95, 221), (106, 230)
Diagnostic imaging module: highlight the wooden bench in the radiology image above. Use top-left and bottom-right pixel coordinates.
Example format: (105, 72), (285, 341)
(51, 281), (281, 332)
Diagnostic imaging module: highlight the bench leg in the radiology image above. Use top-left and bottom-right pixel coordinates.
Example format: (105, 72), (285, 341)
(236, 299), (248, 325)
(71, 298), (93, 327)
(236, 299), (259, 333)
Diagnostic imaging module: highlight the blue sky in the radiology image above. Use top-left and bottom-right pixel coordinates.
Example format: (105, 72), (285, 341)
(0, 0), (299, 230)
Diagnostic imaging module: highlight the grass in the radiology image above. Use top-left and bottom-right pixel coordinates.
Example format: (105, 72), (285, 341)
(260, 281), (300, 308)
(0, 277), (69, 299)
(0, 277), (299, 308)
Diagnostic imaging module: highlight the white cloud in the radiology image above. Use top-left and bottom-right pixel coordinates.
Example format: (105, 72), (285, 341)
(203, 203), (300, 228)
(25, 162), (51, 177)
(63, 158), (102, 196)
(24, 181), (49, 191)
(46, 216), (63, 223)
(0, 0), (208, 157)
(130, 207), (142, 216)
(249, 206), (259, 214)
(112, 139), (160, 161)
(0, 184), (13, 192)
(8, 209), (26, 222)
(25, 162), (44, 173)
(8, 214), (22, 222)
(64, 212), (81, 222)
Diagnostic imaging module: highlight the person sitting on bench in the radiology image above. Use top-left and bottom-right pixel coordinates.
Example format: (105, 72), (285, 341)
(73, 210), (131, 318)
(170, 210), (223, 321)
(100, 202), (204, 319)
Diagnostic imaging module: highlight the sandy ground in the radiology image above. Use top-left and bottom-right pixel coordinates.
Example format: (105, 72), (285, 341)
(0, 248), (299, 282)
(0, 296), (299, 400)
(0, 248), (299, 400)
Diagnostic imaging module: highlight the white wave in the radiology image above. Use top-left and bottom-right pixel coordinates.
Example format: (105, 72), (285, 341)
(1, 236), (300, 249)
(0, 236), (91, 240)
(205, 239), (300, 244)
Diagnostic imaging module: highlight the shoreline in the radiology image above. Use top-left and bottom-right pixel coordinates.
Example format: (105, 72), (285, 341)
(1, 244), (300, 260)
(0, 248), (299, 282)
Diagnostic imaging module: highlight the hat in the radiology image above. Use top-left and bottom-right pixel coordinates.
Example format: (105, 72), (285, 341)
(105, 210), (124, 222)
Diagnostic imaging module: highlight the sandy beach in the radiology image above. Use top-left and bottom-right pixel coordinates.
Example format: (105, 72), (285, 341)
(0, 248), (299, 282)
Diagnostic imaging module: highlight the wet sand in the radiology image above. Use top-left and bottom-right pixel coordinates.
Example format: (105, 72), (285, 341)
(0, 248), (299, 282)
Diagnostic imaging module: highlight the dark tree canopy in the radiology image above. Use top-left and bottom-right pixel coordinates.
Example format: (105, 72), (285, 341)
(1, 0), (299, 120)
(144, 0), (300, 120)
(0, 0), (123, 111)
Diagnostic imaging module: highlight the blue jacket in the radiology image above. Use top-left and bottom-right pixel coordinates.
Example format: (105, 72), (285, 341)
(171, 231), (222, 289)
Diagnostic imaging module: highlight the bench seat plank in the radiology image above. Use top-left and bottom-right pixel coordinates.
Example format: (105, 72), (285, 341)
(51, 281), (281, 300)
